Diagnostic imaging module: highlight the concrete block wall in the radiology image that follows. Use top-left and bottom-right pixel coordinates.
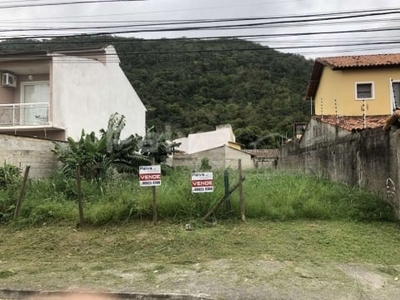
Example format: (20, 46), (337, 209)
(0, 134), (59, 178)
(279, 128), (400, 216)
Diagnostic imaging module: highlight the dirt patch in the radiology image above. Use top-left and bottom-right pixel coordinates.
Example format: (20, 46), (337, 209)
(73, 260), (400, 300)
(338, 264), (386, 289)
(0, 259), (400, 299)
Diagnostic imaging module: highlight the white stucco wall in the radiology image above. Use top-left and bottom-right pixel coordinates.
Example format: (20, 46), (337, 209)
(174, 137), (188, 152)
(51, 46), (146, 140)
(176, 125), (236, 154)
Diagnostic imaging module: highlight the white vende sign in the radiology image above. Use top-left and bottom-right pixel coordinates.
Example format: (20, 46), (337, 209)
(139, 165), (161, 187)
(192, 172), (214, 193)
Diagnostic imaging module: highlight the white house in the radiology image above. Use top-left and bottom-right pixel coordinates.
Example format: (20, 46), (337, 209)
(170, 124), (252, 170)
(174, 124), (239, 154)
(0, 45), (146, 140)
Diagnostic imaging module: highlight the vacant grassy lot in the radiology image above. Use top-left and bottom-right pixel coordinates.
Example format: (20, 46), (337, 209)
(0, 168), (399, 299)
(0, 220), (399, 299)
(1, 170), (393, 225)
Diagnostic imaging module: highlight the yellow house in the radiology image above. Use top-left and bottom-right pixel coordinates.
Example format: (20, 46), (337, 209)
(307, 53), (400, 117)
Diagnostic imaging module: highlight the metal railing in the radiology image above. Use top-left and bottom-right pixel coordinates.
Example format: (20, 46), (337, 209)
(0, 102), (50, 127)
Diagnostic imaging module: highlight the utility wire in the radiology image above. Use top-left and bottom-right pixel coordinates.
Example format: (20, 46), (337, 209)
(2, 38), (400, 62)
(0, 0), (145, 10)
(1, 34), (400, 53)
(2, 4), (399, 21)
(0, 5), (399, 57)
(1, 8), (400, 33)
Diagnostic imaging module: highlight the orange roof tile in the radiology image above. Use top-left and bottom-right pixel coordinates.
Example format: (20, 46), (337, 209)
(317, 53), (400, 69)
(312, 115), (390, 131)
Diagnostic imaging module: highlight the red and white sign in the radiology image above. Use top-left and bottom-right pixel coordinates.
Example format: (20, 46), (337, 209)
(191, 172), (213, 193)
(139, 165), (161, 187)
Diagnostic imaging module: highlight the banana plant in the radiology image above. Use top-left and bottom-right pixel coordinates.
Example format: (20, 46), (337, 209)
(53, 113), (150, 180)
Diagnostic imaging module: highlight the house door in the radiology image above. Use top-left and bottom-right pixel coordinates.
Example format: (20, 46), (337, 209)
(21, 82), (50, 125)
(392, 81), (400, 109)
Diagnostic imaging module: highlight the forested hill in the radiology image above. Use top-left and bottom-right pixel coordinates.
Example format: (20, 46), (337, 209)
(0, 36), (314, 148)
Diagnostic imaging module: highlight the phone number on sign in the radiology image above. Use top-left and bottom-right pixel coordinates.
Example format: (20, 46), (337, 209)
(140, 181), (161, 186)
(192, 187), (214, 192)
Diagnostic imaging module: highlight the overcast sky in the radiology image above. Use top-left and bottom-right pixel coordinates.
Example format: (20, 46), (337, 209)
(1, 0), (400, 58)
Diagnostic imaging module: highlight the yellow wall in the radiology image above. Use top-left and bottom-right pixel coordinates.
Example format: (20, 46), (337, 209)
(228, 141), (241, 150)
(314, 67), (400, 116)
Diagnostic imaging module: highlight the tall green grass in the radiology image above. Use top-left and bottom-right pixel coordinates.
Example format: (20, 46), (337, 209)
(2, 169), (395, 226)
(234, 171), (394, 221)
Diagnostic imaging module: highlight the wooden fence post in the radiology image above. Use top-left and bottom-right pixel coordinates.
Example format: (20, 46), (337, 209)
(152, 157), (157, 225)
(224, 169), (231, 213)
(13, 165), (30, 220)
(76, 164), (85, 227)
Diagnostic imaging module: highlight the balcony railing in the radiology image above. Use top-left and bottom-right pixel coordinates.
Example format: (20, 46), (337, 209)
(0, 102), (50, 127)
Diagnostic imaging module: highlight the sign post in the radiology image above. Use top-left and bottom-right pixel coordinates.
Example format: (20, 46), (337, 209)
(192, 172), (214, 193)
(139, 165), (161, 224)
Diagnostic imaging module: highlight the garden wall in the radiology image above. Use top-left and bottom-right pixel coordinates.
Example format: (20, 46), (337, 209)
(279, 128), (400, 217)
(0, 134), (59, 178)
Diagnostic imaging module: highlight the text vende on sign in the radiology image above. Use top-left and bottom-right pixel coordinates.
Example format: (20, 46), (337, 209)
(139, 165), (161, 187)
(191, 180), (213, 187)
(191, 172), (214, 193)
(139, 174), (161, 181)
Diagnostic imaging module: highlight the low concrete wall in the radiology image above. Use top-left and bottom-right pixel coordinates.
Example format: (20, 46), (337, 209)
(0, 134), (59, 178)
(279, 128), (400, 216)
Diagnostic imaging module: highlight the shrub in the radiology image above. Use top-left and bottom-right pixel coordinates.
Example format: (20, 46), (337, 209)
(0, 164), (22, 222)
(0, 163), (21, 188)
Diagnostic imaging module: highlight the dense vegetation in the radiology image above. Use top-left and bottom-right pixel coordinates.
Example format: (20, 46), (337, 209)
(0, 35), (314, 147)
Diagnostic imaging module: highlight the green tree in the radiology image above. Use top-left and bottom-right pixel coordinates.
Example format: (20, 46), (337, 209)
(235, 126), (262, 148)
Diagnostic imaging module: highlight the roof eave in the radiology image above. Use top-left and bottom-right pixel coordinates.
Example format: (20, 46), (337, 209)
(306, 60), (325, 99)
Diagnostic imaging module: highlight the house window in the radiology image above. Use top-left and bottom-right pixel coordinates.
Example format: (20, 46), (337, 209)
(392, 81), (400, 108)
(355, 82), (374, 100)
